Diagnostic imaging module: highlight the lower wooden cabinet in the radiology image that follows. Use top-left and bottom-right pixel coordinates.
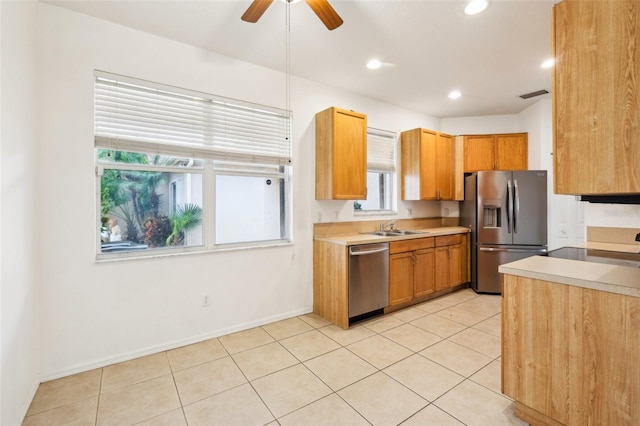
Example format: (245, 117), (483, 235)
(389, 234), (467, 306)
(314, 232), (469, 328)
(414, 248), (436, 298)
(389, 238), (435, 306)
(389, 252), (414, 305)
(435, 235), (465, 291)
(502, 274), (640, 425)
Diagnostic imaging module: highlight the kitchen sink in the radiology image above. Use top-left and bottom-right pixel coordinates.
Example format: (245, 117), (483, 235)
(363, 229), (427, 237)
(389, 229), (426, 235)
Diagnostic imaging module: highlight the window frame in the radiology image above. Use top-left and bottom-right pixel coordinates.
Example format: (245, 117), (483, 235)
(354, 128), (397, 215)
(94, 72), (293, 260)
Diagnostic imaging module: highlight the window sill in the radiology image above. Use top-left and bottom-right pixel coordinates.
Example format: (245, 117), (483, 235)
(95, 240), (294, 263)
(353, 210), (397, 217)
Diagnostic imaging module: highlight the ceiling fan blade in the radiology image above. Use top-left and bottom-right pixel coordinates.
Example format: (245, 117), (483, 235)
(241, 0), (274, 23)
(305, 0), (343, 30)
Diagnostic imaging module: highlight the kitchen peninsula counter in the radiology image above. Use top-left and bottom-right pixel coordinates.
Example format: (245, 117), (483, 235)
(500, 247), (640, 426)
(498, 253), (640, 298)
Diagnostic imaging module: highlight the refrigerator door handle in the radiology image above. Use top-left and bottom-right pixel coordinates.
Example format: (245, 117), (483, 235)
(513, 179), (519, 234)
(479, 247), (548, 253)
(506, 180), (513, 234)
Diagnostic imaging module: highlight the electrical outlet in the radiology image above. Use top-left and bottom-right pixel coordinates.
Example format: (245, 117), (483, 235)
(201, 295), (209, 307)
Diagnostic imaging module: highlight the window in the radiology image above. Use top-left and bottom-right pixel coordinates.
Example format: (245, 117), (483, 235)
(95, 72), (291, 257)
(354, 129), (396, 213)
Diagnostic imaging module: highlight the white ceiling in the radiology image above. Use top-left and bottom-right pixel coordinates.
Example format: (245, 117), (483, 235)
(44, 0), (558, 118)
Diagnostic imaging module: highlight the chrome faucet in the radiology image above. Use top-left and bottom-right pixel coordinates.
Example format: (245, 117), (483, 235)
(379, 219), (398, 231)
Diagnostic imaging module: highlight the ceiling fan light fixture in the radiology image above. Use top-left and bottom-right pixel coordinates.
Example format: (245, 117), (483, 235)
(465, 0), (489, 15)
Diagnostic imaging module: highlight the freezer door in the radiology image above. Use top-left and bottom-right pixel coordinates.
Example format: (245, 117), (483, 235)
(476, 171), (512, 245)
(511, 171), (547, 246)
(476, 245), (548, 293)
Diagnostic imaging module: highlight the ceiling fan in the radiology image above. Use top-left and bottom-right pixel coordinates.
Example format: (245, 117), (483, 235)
(241, 0), (344, 31)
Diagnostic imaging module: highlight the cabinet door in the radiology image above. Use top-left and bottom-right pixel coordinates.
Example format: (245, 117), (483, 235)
(448, 244), (464, 287)
(463, 135), (494, 172)
(389, 252), (414, 306)
(333, 110), (367, 199)
(414, 248), (435, 298)
(553, 1), (640, 194)
(401, 128), (441, 200)
(495, 134), (527, 171)
(435, 246), (450, 292)
(419, 130), (437, 199)
(436, 133), (454, 200)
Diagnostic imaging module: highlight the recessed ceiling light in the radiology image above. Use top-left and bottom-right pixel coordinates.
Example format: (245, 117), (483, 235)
(449, 90), (462, 99)
(465, 0), (489, 15)
(366, 59), (382, 70)
(541, 58), (555, 68)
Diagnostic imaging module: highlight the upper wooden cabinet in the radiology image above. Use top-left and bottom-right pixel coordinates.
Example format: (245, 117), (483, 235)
(400, 128), (461, 201)
(462, 133), (528, 172)
(315, 107), (367, 200)
(553, 0), (640, 195)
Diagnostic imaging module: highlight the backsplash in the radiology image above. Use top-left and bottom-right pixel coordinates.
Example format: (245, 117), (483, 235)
(587, 226), (640, 246)
(585, 203), (640, 229)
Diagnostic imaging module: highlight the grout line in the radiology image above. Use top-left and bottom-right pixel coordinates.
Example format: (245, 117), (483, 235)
(94, 368), (103, 426)
(27, 289), (505, 426)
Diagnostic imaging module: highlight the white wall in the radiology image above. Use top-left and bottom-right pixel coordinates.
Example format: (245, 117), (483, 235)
(33, 2), (445, 384)
(517, 98), (585, 249)
(440, 114), (520, 135)
(1, 2), (41, 424)
(584, 203), (640, 230)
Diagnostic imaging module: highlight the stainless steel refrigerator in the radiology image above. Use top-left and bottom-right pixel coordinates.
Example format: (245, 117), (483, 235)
(461, 170), (548, 293)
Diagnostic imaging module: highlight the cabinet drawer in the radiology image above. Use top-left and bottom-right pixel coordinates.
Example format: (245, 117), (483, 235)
(435, 234), (462, 247)
(390, 237), (434, 254)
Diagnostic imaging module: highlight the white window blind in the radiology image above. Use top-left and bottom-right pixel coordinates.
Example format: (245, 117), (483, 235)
(94, 71), (291, 165)
(367, 129), (396, 172)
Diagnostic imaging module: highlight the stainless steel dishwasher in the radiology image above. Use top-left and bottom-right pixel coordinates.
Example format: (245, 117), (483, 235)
(349, 242), (389, 320)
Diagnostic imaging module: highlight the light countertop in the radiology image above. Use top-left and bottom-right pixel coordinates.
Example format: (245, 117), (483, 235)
(313, 226), (469, 246)
(499, 246), (640, 298)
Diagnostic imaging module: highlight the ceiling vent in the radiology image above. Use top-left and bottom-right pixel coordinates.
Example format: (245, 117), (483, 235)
(519, 89), (549, 99)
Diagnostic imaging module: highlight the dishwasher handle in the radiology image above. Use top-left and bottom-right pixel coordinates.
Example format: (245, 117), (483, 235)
(349, 245), (389, 256)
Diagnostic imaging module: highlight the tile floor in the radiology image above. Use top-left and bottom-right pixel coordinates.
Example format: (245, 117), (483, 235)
(23, 288), (528, 426)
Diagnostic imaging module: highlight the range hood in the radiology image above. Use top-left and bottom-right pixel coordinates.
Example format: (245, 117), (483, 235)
(579, 195), (640, 204)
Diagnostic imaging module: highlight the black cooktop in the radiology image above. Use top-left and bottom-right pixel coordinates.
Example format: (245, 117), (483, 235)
(545, 247), (640, 268)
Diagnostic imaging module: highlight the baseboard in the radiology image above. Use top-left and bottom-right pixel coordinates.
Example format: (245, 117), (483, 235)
(39, 306), (312, 382)
(14, 377), (40, 426)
